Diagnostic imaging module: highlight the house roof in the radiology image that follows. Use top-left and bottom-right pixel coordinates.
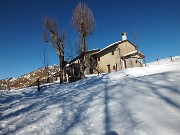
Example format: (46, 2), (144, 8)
(93, 40), (137, 56)
(68, 40), (138, 63)
(53, 71), (62, 77)
(122, 50), (145, 59)
(68, 49), (100, 64)
(99, 40), (122, 52)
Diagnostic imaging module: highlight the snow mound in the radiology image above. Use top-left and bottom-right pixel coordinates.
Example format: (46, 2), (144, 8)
(0, 56), (180, 135)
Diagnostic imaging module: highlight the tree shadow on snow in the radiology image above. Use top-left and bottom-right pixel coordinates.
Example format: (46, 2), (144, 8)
(132, 71), (180, 110)
(2, 71), (178, 134)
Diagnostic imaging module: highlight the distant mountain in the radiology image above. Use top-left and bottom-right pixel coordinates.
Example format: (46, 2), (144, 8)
(0, 65), (59, 90)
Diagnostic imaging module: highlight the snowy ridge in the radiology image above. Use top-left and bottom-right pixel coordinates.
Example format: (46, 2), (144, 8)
(148, 56), (180, 65)
(0, 56), (180, 135)
(0, 65), (59, 90)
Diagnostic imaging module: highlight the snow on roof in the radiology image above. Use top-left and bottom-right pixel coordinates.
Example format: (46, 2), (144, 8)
(123, 50), (144, 57)
(66, 63), (70, 67)
(123, 50), (138, 57)
(87, 48), (100, 52)
(97, 40), (122, 53)
(68, 49), (100, 64)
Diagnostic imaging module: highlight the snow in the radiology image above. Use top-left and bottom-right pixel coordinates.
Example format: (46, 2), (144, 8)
(123, 50), (138, 57)
(97, 41), (122, 53)
(23, 74), (31, 79)
(87, 48), (100, 51)
(0, 56), (180, 135)
(9, 78), (16, 82)
(66, 63), (70, 67)
(123, 50), (144, 57)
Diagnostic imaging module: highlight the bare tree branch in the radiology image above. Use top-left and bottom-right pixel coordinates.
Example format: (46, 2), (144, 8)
(71, 2), (96, 77)
(75, 39), (88, 55)
(42, 16), (66, 83)
(71, 2), (96, 53)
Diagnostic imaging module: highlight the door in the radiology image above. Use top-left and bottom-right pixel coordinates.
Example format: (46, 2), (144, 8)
(107, 64), (111, 73)
(124, 60), (127, 69)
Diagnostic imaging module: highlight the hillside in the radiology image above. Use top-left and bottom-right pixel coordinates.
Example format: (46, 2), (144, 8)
(0, 56), (180, 135)
(0, 65), (59, 90)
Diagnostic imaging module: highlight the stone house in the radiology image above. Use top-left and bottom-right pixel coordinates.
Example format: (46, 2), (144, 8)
(66, 49), (100, 82)
(92, 33), (144, 73)
(56, 32), (145, 82)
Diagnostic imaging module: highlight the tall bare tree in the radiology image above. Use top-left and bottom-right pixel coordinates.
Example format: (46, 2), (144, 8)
(75, 39), (88, 55)
(43, 16), (65, 83)
(41, 46), (49, 83)
(71, 2), (96, 54)
(71, 2), (96, 76)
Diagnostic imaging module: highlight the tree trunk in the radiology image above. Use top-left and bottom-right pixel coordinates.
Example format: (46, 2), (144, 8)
(80, 35), (86, 78)
(59, 56), (64, 84)
(82, 36), (86, 53)
(63, 66), (67, 82)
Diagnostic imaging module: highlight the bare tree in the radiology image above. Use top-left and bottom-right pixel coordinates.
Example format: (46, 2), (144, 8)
(65, 42), (76, 61)
(75, 39), (88, 55)
(71, 2), (95, 54)
(71, 2), (96, 76)
(41, 46), (49, 83)
(43, 16), (65, 83)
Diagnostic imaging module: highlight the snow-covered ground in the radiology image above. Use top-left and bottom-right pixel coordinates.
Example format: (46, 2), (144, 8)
(0, 56), (180, 135)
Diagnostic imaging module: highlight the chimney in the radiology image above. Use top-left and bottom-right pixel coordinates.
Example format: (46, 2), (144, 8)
(122, 32), (127, 41)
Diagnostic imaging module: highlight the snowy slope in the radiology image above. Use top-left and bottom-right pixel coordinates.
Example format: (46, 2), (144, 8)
(0, 56), (180, 135)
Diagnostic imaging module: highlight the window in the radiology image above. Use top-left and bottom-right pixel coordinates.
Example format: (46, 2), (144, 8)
(107, 64), (110, 73)
(112, 51), (114, 55)
(113, 65), (115, 70)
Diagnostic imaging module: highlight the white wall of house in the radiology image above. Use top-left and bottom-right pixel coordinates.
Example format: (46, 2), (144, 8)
(96, 41), (137, 73)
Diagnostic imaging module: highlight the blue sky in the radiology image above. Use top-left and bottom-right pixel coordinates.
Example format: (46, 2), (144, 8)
(0, 0), (180, 79)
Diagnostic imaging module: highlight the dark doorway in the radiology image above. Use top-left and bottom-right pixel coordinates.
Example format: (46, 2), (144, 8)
(107, 64), (111, 73)
(90, 68), (93, 74)
(124, 60), (127, 69)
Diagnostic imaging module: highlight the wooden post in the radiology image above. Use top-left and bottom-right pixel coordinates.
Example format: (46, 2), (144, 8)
(170, 56), (173, 62)
(156, 58), (159, 65)
(37, 78), (40, 91)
